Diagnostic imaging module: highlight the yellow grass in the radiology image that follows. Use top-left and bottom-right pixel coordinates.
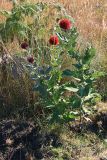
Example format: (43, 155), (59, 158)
(0, 1), (13, 22)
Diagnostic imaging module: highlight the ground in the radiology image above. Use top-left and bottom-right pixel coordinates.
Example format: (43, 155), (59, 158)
(0, 117), (107, 160)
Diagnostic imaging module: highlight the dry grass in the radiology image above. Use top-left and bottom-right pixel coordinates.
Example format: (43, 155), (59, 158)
(59, 126), (107, 160)
(0, 0), (13, 22)
(57, 0), (107, 65)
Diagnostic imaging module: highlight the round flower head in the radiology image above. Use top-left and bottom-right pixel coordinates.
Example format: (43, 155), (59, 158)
(21, 42), (29, 49)
(59, 19), (72, 30)
(49, 35), (59, 45)
(27, 56), (34, 63)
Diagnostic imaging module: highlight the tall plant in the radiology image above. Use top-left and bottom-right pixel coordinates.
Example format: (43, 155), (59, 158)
(31, 17), (103, 123)
(0, 2), (103, 122)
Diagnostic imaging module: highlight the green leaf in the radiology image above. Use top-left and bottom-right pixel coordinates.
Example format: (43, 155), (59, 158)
(70, 96), (81, 108)
(45, 105), (55, 108)
(92, 71), (106, 79)
(63, 111), (79, 121)
(78, 85), (90, 97)
(0, 10), (11, 17)
(73, 63), (82, 69)
(82, 47), (95, 64)
(63, 69), (74, 77)
(65, 87), (78, 92)
(83, 93), (101, 103)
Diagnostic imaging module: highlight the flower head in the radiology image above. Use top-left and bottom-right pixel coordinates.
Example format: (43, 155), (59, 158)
(21, 42), (29, 49)
(59, 19), (72, 30)
(49, 35), (59, 45)
(27, 56), (34, 63)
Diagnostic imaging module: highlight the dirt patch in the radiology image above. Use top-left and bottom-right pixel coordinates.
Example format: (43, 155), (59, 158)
(0, 120), (61, 160)
(69, 113), (107, 138)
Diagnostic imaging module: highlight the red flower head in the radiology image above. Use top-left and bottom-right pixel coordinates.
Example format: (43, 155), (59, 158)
(59, 19), (72, 30)
(49, 35), (59, 45)
(21, 42), (29, 49)
(27, 56), (34, 63)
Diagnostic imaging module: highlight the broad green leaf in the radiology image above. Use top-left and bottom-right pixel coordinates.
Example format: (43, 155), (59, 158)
(63, 69), (74, 77)
(65, 87), (78, 92)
